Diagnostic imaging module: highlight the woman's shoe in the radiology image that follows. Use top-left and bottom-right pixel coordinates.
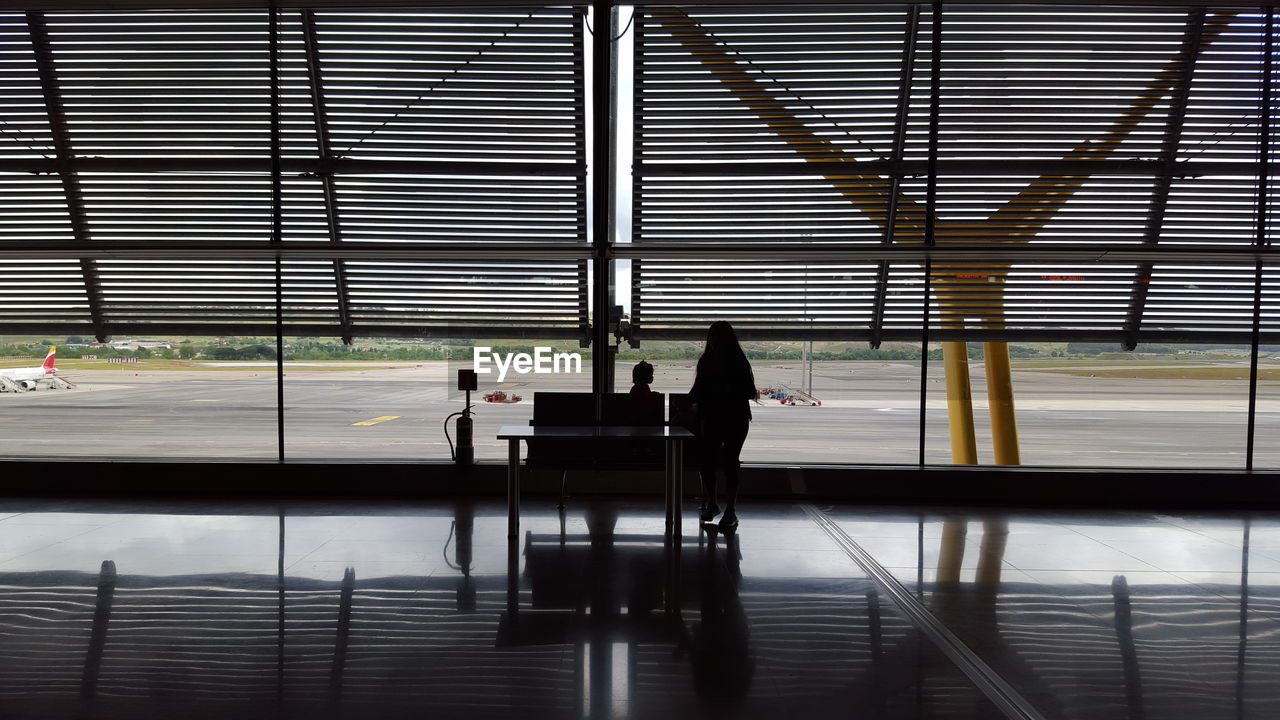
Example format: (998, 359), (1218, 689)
(700, 503), (721, 523)
(718, 511), (738, 530)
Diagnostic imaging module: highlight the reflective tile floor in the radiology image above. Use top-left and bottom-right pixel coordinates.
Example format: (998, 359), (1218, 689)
(0, 499), (1274, 720)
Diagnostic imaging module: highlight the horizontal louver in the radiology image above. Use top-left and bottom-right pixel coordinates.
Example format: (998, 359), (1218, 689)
(0, 173), (75, 241)
(0, 14), (54, 159)
(0, 6), (588, 340)
(75, 172), (328, 243)
(1161, 176), (1263, 245)
(0, 259), (90, 327)
(635, 175), (892, 244)
(927, 6), (1195, 162)
(633, 259), (923, 338)
(1179, 12), (1267, 163)
(632, 5), (1273, 343)
(634, 7), (911, 166)
(45, 10), (317, 158)
(311, 8), (582, 164)
(636, 258), (1270, 342)
(333, 174), (584, 244)
(925, 176), (1158, 245)
(345, 259), (586, 335)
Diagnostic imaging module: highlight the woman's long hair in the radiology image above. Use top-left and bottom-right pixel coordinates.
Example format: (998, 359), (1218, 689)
(698, 321), (755, 390)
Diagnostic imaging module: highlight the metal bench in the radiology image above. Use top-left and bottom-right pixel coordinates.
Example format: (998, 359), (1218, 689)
(525, 391), (694, 508)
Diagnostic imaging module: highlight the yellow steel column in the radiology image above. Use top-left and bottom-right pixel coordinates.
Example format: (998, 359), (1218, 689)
(942, 341), (978, 465)
(982, 341), (1021, 466)
(937, 340), (978, 585)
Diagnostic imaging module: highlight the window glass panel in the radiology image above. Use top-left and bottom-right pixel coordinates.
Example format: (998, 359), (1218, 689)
(633, 340), (923, 465)
(923, 340), (1251, 468)
(284, 336), (590, 461)
(0, 334), (277, 459)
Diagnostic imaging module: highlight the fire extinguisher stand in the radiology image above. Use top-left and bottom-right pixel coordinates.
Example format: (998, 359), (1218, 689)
(449, 369), (477, 466)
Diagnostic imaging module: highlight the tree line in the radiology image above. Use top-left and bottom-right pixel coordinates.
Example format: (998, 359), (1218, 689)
(1, 338), (1272, 364)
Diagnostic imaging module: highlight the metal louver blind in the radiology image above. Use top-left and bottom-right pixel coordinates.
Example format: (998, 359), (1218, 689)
(0, 6), (589, 341)
(631, 5), (1274, 344)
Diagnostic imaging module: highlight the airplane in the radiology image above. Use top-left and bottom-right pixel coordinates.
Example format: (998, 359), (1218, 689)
(0, 347), (73, 392)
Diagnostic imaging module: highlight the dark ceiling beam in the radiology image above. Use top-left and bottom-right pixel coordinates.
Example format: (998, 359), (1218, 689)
(301, 8), (353, 345)
(636, 159), (1267, 178)
(7, 0), (1229, 9)
(0, 157), (1264, 178)
(26, 11), (110, 344)
(1122, 8), (1205, 351)
(3, 321), (1274, 345)
(0, 241), (1274, 266)
(0, 323), (590, 340)
(0, 157), (585, 176)
(633, 327), (1280, 344)
(613, 243), (1277, 265)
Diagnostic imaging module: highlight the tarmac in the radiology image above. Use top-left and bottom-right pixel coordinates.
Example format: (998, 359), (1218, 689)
(2, 360), (1278, 468)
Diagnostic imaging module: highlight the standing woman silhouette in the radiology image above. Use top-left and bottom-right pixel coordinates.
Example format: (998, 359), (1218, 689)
(688, 321), (757, 529)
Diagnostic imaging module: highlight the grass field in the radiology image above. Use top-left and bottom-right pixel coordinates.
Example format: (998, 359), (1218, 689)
(1017, 366), (1280, 381)
(1010, 360), (1222, 369)
(13, 358), (421, 372)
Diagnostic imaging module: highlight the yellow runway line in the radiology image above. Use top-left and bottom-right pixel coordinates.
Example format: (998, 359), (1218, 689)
(191, 398), (222, 402)
(352, 415), (400, 426)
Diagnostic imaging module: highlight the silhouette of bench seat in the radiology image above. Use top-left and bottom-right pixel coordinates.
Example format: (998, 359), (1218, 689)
(526, 391), (694, 507)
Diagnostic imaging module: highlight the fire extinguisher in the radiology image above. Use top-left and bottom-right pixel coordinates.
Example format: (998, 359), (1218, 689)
(447, 369), (477, 465)
(454, 409), (473, 465)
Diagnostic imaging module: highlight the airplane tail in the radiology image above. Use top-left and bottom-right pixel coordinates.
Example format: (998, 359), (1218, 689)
(42, 346), (56, 374)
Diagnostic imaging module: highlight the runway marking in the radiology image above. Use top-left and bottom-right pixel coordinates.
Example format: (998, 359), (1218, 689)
(0, 418), (14, 422)
(190, 399), (223, 402)
(352, 415), (399, 426)
(499, 383), (520, 388)
(128, 418), (154, 423)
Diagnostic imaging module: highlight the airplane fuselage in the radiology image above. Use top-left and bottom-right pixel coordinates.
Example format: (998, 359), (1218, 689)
(0, 366), (52, 383)
(0, 348), (62, 391)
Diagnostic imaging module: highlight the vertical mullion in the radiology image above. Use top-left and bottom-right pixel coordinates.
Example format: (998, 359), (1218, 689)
(919, 1), (942, 467)
(270, 3), (285, 464)
(302, 9), (354, 344)
(590, 2), (614, 411)
(631, 11), (646, 344)
(1246, 7), (1273, 473)
(1123, 9), (1206, 351)
(574, 8), (591, 347)
(630, 258), (642, 344)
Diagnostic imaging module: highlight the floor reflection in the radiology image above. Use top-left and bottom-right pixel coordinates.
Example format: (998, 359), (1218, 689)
(34, 501), (1280, 718)
(688, 529), (753, 704)
(0, 500), (1005, 719)
(832, 509), (1280, 720)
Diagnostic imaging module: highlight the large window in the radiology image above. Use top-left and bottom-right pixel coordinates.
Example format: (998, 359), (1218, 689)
(0, 2), (1276, 472)
(0, 335), (279, 460)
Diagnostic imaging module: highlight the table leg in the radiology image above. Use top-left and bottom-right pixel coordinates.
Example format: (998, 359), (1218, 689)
(508, 438), (520, 538)
(672, 439), (683, 536)
(663, 527), (682, 621)
(507, 532), (520, 627)
(664, 440), (674, 529)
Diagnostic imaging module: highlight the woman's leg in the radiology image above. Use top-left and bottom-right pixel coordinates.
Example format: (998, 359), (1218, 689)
(719, 421), (750, 521)
(698, 427), (720, 511)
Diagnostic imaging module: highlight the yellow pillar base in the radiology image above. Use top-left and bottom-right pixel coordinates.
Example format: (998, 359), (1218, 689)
(982, 342), (1021, 466)
(942, 341), (977, 466)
